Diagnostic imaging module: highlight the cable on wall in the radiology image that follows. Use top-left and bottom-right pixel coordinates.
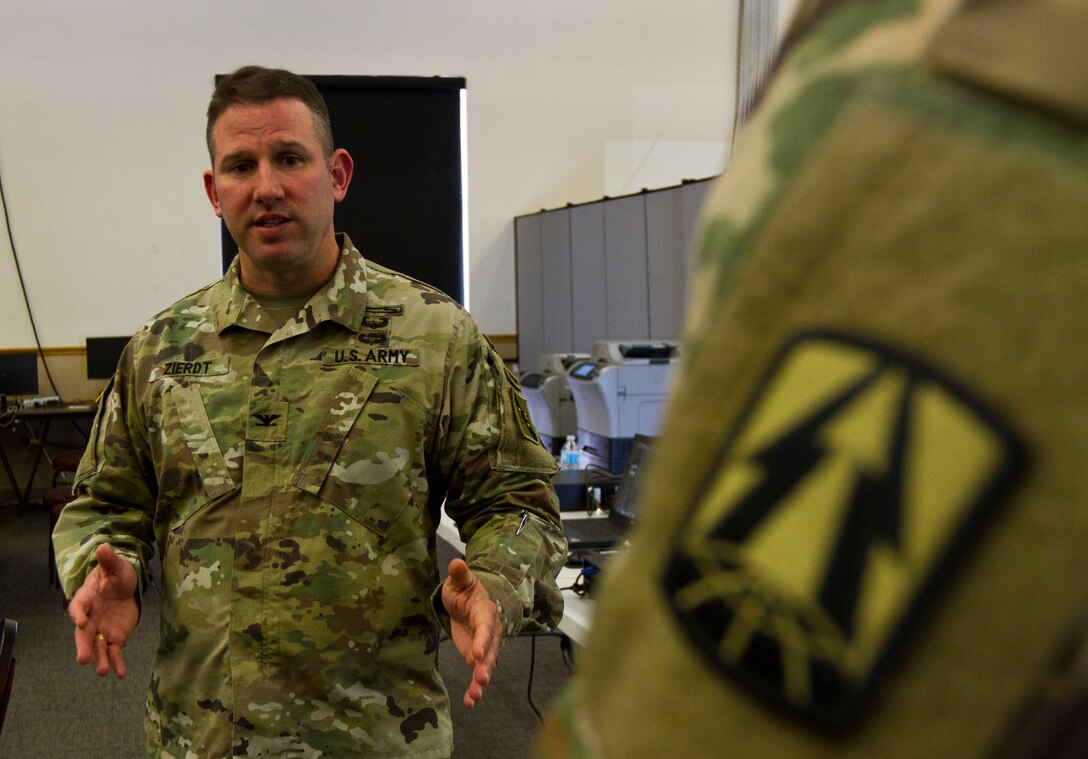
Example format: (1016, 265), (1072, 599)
(0, 162), (63, 399)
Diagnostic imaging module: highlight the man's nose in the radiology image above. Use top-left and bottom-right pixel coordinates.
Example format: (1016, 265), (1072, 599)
(253, 164), (284, 204)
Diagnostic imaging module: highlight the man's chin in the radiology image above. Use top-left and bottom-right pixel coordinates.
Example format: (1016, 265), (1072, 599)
(240, 239), (297, 262)
(237, 245), (305, 275)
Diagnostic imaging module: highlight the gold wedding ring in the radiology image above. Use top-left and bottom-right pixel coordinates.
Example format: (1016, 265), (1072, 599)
(95, 633), (106, 641)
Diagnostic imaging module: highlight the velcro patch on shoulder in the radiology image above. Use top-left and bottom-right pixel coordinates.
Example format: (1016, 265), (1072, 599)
(661, 330), (1025, 728)
(495, 360), (558, 475)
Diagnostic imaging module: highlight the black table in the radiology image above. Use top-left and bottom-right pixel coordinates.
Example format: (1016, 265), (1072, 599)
(0, 403), (97, 513)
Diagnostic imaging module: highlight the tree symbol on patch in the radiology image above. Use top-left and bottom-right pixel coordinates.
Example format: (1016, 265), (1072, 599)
(661, 331), (1023, 728)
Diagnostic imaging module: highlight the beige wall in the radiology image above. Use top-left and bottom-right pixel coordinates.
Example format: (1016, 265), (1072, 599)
(0, 1), (738, 348)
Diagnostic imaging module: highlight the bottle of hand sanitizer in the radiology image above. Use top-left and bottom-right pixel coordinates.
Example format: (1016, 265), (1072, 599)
(559, 435), (580, 470)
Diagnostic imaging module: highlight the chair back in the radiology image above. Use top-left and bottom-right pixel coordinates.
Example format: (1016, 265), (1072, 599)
(0, 618), (16, 737)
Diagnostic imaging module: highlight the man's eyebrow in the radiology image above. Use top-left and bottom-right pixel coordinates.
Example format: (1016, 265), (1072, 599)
(217, 149), (252, 169)
(217, 140), (315, 169)
(269, 139), (314, 156)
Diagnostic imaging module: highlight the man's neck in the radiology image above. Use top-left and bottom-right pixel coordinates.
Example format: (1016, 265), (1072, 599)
(238, 236), (343, 295)
(246, 283), (325, 331)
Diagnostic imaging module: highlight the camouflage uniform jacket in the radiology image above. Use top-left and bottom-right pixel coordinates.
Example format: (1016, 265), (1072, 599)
(54, 236), (566, 758)
(535, 0), (1088, 757)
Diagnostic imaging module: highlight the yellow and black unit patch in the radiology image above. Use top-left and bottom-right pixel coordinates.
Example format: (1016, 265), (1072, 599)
(661, 331), (1024, 728)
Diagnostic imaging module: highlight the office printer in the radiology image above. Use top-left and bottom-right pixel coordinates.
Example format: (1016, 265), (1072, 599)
(520, 353), (587, 455)
(565, 340), (679, 473)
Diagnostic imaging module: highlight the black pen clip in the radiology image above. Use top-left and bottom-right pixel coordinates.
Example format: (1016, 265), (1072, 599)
(515, 511), (530, 536)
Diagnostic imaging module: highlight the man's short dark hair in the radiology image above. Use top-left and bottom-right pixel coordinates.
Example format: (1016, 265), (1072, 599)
(206, 65), (334, 164)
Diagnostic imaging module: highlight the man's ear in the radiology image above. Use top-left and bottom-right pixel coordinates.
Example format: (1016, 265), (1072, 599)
(203, 170), (223, 218)
(330, 149), (354, 202)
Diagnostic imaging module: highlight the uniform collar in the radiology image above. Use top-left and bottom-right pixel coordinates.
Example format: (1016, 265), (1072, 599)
(210, 234), (370, 335)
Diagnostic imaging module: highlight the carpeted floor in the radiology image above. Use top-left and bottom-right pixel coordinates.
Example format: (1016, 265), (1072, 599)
(0, 502), (571, 758)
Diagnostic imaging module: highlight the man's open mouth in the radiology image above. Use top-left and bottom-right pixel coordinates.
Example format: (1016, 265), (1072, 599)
(255, 217), (289, 229)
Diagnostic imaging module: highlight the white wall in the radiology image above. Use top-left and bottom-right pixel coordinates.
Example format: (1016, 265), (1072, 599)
(0, 0), (738, 347)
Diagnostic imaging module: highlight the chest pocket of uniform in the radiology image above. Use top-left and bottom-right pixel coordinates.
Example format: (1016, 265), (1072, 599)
(295, 367), (425, 538)
(163, 384), (236, 522)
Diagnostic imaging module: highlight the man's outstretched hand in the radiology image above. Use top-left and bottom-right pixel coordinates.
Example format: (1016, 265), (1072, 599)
(69, 543), (140, 679)
(442, 558), (503, 708)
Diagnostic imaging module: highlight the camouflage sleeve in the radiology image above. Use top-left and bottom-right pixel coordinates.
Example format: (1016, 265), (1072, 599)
(52, 343), (157, 599)
(434, 313), (567, 639)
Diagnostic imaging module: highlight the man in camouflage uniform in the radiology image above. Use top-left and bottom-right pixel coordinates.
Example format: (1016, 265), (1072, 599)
(535, 0), (1088, 756)
(53, 65), (567, 758)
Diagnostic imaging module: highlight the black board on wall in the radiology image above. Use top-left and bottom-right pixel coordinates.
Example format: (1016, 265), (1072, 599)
(217, 75), (466, 304)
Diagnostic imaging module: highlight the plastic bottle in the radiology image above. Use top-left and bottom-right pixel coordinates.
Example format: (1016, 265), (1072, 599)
(559, 435), (580, 470)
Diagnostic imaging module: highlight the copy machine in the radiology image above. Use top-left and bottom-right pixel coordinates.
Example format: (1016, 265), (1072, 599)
(565, 341), (680, 473)
(520, 353), (588, 455)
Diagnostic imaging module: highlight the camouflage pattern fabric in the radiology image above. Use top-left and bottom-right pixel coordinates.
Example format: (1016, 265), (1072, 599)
(535, 0), (1088, 756)
(54, 236), (566, 758)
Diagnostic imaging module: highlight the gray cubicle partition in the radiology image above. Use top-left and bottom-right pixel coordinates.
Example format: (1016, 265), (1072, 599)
(514, 177), (714, 372)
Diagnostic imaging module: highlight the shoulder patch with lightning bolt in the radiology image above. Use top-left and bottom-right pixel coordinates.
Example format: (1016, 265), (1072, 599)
(661, 330), (1025, 728)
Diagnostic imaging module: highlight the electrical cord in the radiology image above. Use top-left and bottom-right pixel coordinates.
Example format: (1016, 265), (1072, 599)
(437, 629), (571, 722)
(527, 633), (541, 720)
(525, 631), (573, 722)
(0, 160), (62, 400)
(583, 464), (620, 490)
(0, 405), (17, 428)
(561, 565), (600, 598)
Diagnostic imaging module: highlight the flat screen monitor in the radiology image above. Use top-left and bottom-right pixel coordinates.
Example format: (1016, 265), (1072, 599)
(612, 434), (653, 522)
(86, 336), (130, 380)
(569, 361), (598, 380)
(0, 352), (39, 397)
